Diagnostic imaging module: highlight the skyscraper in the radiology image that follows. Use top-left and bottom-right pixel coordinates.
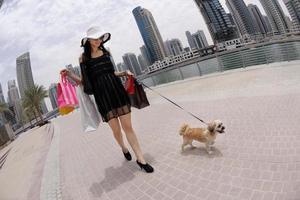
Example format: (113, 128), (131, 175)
(137, 55), (148, 73)
(133, 6), (167, 64)
(49, 84), (58, 110)
(248, 4), (270, 36)
(73, 66), (81, 77)
(65, 64), (78, 86)
(7, 80), (20, 106)
(263, 15), (273, 33)
(40, 101), (48, 114)
(0, 83), (5, 103)
(283, 0), (300, 30)
(194, 0), (239, 43)
(14, 99), (23, 123)
(164, 39), (184, 56)
(285, 16), (293, 29)
(226, 0), (259, 39)
(140, 45), (152, 66)
(116, 63), (126, 72)
(122, 53), (142, 76)
(16, 52), (34, 99)
(259, 0), (289, 35)
(186, 31), (197, 50)
(227, 13), (236, 25)
(0, 0), (3, 9)
(186, 30), (209, 50)
(193, 30), (209, 49)
(8, 80), (16, 90)
(6, 80), (22, 124)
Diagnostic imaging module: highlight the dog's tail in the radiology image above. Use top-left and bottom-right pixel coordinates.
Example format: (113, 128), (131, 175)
(179, 124), (190, 136)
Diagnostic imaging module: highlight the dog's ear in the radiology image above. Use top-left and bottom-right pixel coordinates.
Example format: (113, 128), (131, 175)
(207, 122), (215, 132)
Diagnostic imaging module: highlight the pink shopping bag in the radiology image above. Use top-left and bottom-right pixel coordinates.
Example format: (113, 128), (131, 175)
(57, 74), (78, 115)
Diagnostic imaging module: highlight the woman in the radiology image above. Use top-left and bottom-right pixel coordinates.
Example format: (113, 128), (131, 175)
(61, 27), (153, 173)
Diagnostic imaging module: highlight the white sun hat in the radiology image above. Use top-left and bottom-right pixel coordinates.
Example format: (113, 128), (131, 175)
(81, 26), (111, 47)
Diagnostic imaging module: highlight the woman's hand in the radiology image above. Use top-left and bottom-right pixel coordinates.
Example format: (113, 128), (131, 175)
(125, 70), (134, 76)
(60, 69), (70, 76)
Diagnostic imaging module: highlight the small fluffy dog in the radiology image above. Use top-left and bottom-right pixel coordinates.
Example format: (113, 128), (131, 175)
(179, 120), (225, 154)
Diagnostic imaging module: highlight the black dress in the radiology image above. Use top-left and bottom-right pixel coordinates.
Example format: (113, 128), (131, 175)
(86, 53), (131, 122)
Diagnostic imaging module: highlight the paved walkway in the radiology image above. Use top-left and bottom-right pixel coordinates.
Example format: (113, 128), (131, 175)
(1, 61), (300, 200)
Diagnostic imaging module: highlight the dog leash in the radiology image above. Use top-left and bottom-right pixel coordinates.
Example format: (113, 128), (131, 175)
(141, 82), (207, 125)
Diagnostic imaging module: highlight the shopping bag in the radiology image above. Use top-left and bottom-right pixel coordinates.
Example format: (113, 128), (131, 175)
(57, 75), (78, 115)
(76, 85), (101, 132)
(125, 75), (135, 95)
(128, 79), (150, 109)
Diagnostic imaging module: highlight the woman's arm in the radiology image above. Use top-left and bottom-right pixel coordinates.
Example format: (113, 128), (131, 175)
(114, 70), (134, 77)
(68, 71), (82, 85)
(114, 71), (127, 77)
(60, 69), (82, 85)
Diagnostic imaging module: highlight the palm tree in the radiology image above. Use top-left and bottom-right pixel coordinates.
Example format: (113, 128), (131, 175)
(0, 103), (9, 113)
(23, 107), (35, 126)
(22, 84), (48, 125)
(0, 103), (12, 124)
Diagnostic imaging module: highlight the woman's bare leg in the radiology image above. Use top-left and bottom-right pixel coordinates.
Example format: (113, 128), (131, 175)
(119, 113), (146, 164)
(108, 118), (128, 153)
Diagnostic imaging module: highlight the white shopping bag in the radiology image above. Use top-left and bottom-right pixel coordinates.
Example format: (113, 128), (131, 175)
(76, 85), (101, 132)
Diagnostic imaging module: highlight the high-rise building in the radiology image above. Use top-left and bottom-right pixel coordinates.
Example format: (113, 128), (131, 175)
(8, 80), (16, 90)
(116, 63), (121, 72)
(285, 16), (293, 29)
(49, 84), (58, 110)
(226, 0), (259, 39)
(165, 39), (184, 56)
(73, 66), (81, 77)
(133, 6), (167, 64)
(227, 13), (236, 25)
(6, 80), (22, 124)
(14, 99), (23, 123)
(0, 0), (3, 9)
(7, 80), (20, 106)
(263, 15), (273, 33)
(140, 45), (152, 66)
(284, 0), (300, 30)
(186, 30), (209, 50)
(65, 64), (78, 86)
(7, 87), (20, 106)
(16, 52), (35, 99)
(193, 30), (209, 49)
(137, 55), (148, 73)
(248, 4), (270, 36)
(0, 83), (5, 103)
(186, 31), (196, 50)
(40, 100), (48, 114)
(116, 63), (127, 72)
(122, 53), (142, 76)
(184, 47), (191, 52)
(194, 0), (239, 44)
(259, 0), (290, 35)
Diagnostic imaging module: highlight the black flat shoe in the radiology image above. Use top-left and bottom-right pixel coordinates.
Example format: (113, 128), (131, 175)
(136, 160), (154, 173)
(123, 151), (132, 161)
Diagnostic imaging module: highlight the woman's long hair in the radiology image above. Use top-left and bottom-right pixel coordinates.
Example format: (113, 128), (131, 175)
(82, 40), (110, 64)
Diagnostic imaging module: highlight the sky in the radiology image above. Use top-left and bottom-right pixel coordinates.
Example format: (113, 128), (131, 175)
(0, 0), (289, 110)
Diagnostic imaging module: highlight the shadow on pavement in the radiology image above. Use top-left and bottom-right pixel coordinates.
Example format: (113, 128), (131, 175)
(180, 146), (223, 158)
(90, 153), (155, 198)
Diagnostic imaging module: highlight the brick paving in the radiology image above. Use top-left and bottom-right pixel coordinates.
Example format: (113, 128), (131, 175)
(1, 62), (300, 200)
(55, 62), (300, 200)
(0, 124), (54, 199)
